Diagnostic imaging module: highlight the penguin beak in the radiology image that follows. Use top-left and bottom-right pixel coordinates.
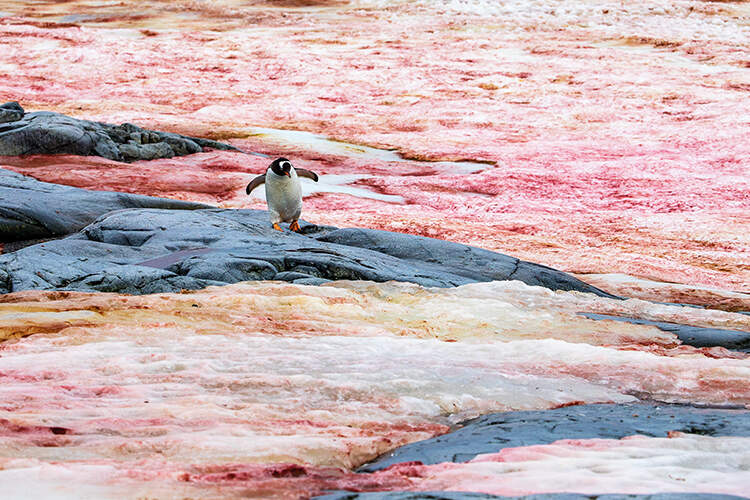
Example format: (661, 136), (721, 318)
(284, 171), (291, 177)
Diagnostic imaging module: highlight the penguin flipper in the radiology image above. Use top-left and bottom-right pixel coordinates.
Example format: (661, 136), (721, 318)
(295, 168), (319, 182)
(246, 174), (266, 194)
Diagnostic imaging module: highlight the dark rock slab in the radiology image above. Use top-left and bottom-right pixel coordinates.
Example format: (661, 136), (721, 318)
(318, 229), (615, 296)
(359, 402), (750, 472)
(0, 101), (24, 123)
(580, 313), (750, 352)
(0, 102), (235, 161)
(0, 195), (614, 296)
(318, 493), (745, 500)
(0, 168), (210, 243)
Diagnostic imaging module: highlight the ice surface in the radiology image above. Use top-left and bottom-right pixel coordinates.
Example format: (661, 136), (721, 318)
(0, 281), (749, 497)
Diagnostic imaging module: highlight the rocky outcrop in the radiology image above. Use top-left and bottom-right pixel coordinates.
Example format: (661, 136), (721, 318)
(581, 313), (750, 352)
(320, 402), (750, 498)
(0, 170), (613, 296)
(318, 493), (746, 500)
(0, 205), (615, 297)
(0, 168), (209, 244)
(0, 102), (24, 123)
(359, 402), (750, 472)
(0, 102), (235, 161)
(316, 228), (606, 295)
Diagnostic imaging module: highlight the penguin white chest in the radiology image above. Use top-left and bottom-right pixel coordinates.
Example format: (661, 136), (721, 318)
(265, 170), (302, 223)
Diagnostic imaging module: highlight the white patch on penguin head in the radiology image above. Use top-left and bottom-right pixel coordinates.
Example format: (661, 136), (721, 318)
(270, 157), (293, 177)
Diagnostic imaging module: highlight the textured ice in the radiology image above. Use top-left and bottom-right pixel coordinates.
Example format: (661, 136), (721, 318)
(0, 281), (749, 497)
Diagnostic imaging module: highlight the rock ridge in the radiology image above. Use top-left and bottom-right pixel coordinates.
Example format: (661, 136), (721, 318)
(0, 102), (236, 162)
(0, 170), (613, 297)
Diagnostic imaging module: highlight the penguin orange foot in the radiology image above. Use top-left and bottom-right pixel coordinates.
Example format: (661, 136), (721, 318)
(272, 223), (283, 232)
(289, 220), (301, 232)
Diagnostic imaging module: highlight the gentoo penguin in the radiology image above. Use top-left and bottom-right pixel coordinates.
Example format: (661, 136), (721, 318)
(246, 157), (319, 232)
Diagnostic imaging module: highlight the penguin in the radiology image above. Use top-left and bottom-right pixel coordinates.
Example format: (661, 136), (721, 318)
(246, 157), (319, 232)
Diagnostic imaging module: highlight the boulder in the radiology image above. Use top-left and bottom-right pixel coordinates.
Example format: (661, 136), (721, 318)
(0, 103), (235, 161)
(0, 168), (210, 243)
(0, 101), (24, 123)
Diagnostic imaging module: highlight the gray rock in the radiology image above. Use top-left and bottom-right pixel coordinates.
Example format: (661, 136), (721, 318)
(0, 195), (614, 298)
(118, 141), (176, 161)
(318, 493), (745, 500)
(0, 101), (24, 123)
(358, 402), (750, 472)
(580, 313), (750, 352)
(320, 491), (743, 500)
(173, 253), (278, 283)
(0, 168), (210, 243)
(317, 228), (616, 296)
(0, 103), (235, 161)
(275, 271), (319, 282)
(293, 277), (330, 286)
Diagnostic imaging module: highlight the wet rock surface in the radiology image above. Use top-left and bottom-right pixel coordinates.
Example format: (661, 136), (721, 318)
(581, 313), (750, 352)
(0, 101), (24, 123)
(315, 491), (742, 500)
(359, 402), (750, 472)
(316, 229), (610, 295)
(319, 493), (746, 500)
(0, 168), (209, 243)
(0, 103), (235, 161)
(0, 200), (612, 296)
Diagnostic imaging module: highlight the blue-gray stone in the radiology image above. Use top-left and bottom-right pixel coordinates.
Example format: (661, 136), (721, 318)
(0, 103), (235, 161)
(317, 493), (746, 500)
(0, 168), (209, 243)
(0, 202), (614, 298)
(359, 402), (750, 472)
(580, 313), (750, 352)
(0, 101), (24, 123)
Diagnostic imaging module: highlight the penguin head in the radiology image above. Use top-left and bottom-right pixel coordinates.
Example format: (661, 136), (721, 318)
(270, 157), (293, 178)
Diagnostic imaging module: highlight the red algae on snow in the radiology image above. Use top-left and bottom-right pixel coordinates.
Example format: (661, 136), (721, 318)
(8, 433), (750, 500)
(0, 281), (750, 497)
(1, 0), (749, 291)
(0, 152), (260, 204)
